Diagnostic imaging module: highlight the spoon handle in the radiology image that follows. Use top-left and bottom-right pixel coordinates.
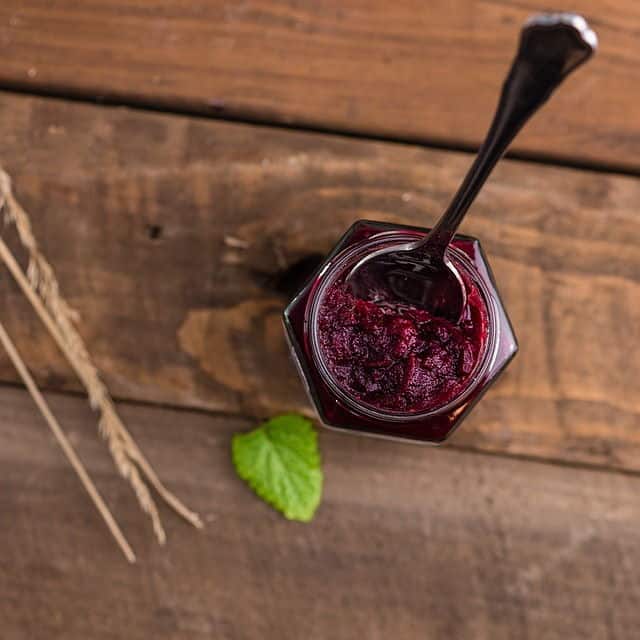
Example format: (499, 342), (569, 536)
(424, 13), (597, 254)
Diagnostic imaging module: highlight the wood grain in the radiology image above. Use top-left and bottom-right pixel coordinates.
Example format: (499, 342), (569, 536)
(0, 1), (636, 170)
(2, 384), (640, 640)
(0, 93), (638, 473)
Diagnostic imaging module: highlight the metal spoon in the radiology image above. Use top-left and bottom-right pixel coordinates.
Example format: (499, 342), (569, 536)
(347, 13), (597, 322)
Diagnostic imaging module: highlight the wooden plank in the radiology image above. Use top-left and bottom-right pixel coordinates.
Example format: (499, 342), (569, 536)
(0, 93), (638, 474)
(0, 1), (637, 170)
(2, 384), (640, 639)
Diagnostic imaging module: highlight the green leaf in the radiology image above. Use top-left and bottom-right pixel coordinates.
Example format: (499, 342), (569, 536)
(232, 414), (323, 522)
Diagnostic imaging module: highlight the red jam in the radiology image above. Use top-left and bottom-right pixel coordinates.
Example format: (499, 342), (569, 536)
(317, 277), (489, 413)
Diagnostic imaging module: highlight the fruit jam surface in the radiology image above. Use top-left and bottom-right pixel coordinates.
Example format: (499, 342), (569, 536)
(317, 278), (489, 413)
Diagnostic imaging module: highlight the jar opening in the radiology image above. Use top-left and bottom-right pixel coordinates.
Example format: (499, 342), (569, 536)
(306, 231), (500, 422)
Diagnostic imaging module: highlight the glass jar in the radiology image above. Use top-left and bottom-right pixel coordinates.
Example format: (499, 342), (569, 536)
(283, 220), (518, 443)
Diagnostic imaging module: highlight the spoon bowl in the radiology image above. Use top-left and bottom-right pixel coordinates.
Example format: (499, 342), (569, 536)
(346, 241), (466, 323)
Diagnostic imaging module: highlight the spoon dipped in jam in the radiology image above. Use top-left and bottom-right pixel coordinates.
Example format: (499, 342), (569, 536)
(347, 13), (597, 323)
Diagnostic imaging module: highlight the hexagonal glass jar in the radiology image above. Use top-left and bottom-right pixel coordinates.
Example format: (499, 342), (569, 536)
(283, 220), (517, 444)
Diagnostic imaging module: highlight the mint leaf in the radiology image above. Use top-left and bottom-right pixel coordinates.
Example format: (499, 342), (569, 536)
(232, 414), (323, 522)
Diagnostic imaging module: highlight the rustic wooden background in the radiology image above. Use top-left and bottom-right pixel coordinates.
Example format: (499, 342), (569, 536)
(0, 3), (639, 639)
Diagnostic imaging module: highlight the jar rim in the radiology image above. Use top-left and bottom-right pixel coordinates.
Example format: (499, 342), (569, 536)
(306, 230), (500, 422)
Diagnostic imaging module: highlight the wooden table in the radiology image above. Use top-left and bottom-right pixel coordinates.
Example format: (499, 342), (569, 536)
(1, 3), (639, 638)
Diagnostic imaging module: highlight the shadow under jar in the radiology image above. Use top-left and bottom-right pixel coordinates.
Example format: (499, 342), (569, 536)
(283, 220), (517, 444)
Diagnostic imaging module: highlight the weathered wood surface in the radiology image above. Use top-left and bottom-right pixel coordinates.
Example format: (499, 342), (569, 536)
(0, 1), (636, 170)
(2, 384), (639, 639)
(0, 93), (639, 473)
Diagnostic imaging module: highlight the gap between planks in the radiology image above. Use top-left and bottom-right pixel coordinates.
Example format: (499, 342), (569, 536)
(2, 378), (638, 484)
(0, 84), (638, 180)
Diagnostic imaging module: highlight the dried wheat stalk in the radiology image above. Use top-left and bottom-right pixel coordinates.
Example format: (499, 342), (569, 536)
(0, 168), (203, 545)
(0, 319), (137, 562)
